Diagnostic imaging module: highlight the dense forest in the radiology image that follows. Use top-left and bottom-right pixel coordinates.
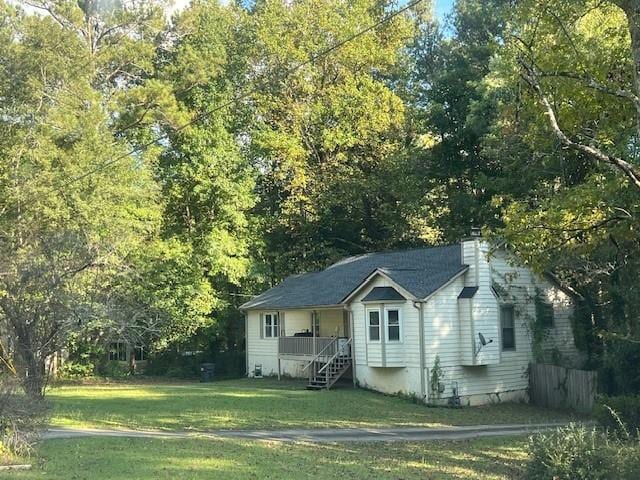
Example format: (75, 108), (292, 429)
(1, 0), (639, 397)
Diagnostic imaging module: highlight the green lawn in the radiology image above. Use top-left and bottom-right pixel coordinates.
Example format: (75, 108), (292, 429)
(11, 436), (530, 479)
(48, 377), (578, 431)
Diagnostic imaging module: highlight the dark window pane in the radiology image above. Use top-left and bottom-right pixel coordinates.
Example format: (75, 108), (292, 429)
(388, 325), (400, 341)
(502, 328), (515, 349)
(501, 306), (516, 350)
(369, 311), (379, 325)
(265, 315), (272, 337)
(369, 326), (380, 341)
(388, 310), (399, 325)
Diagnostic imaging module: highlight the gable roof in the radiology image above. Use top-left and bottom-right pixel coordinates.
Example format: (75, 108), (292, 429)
(240, 244), (467, 310)
(361, 286), (406, 302)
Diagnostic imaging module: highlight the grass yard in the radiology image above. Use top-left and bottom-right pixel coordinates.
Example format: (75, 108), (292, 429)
(48, 377), (578, 431)
(11, 435), (530, 479)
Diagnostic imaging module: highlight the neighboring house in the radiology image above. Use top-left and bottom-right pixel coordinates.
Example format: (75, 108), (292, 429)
(240, 235), (581, 406)
(107, 341), (147, 371)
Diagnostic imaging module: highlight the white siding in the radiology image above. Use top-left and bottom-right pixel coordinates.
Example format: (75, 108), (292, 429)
(490, 249), (581, 366)
(244, 241), (580, 405)
(420, 245), (580, 404)
(461, 240), (500, 365)
(348, 275), (421, 395)
(246, 310), (278, 376)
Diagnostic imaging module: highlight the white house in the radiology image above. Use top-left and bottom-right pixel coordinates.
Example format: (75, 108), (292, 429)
(240, 236), (581, 406)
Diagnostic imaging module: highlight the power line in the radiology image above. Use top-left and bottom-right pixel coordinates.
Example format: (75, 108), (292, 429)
(54, 0), (425, 191)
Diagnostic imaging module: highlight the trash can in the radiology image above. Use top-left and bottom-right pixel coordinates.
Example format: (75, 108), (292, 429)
(200, 363), (215, 382)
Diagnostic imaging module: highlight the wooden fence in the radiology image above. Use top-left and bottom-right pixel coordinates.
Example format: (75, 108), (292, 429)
(529, 363), (597, 412)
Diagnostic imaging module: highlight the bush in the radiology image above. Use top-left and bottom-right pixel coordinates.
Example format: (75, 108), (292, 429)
(145, 349), (245, 379)
(58, 361), (95, 379)
(0, 376), (49, 459)
(95, 361), (128, 378)
(594, 395), (640, 438)
(525, 424), (640, 480)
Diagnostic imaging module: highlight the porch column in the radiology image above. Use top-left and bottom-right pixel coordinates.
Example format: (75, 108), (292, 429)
(312, 310), (317, 357)
(277, 311), (283, 380)
(349, 309), (356, 387)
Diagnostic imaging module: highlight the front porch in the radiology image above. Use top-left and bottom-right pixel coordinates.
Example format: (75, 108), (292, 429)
(274, 308), (353, 389)
(275, 308), (351, 361)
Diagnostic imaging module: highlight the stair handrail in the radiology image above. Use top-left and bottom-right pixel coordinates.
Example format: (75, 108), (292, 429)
(302, 337), (339, 371)
(317, 337), (352, 374)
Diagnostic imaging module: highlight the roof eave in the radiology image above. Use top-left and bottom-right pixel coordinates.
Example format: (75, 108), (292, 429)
(419, 266), (469, 303)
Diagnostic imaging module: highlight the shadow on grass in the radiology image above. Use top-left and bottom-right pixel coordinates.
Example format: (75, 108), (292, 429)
(12, 436), (530, 480)
(48, 377), (581, 431)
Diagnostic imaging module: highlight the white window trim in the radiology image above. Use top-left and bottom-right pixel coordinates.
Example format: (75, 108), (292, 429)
(384, 305), (403, 343)
(263, 312), (279, 339)
(366, 308), (381, 343)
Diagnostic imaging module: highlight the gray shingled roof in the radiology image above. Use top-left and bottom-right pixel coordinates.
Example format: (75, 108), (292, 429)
(240, 244), (467, 310)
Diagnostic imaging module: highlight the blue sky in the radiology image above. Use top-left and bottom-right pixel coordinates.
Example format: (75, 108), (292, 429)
(435, 0), (455, 20)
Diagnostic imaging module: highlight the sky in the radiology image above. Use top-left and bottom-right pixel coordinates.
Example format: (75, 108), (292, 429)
(434, 0), (455, 21)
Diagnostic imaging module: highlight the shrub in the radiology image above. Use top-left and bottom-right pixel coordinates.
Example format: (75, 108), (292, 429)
(95, 361), (128, 378)
(524, 424), (640, 480)
(58, 361), (95, 379)
(0, 376), (49, 459)
(594, 395), (640, 438)
(146, 349), (245, 379)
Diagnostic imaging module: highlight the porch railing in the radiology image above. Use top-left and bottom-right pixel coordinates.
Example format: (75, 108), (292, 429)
(278, 336), (337, 358)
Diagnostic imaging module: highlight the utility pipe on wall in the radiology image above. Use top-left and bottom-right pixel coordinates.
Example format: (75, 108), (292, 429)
(413, 301), (426, 402)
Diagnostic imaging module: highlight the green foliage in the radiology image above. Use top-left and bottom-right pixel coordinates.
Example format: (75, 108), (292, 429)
(525, 424), (640, 480)
(145, 345), (245, 379)
(403, 0), (508, 242)
(249, 0), (422, 279)
(0, 0), (166, 396)
(58, 362), (95, 380)
(594, 395), (640, 438)
(429, 355), (444, 401)
(599, 340), (640, 395)
(476, 0), (640, 389)
(95, 361), (129, 379)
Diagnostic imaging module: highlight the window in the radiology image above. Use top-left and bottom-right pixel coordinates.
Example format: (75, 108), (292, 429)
(368, 310), (380, 341)
(386, 308), (401, 342)
(134, 346), (145, 361)
(263, 313), (279, 338)
(501, 305), (515, 350)
(535, 298), (555, 328)
(109, 342), (126, 361)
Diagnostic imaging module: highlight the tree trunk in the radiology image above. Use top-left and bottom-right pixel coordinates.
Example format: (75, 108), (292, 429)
(618, 0), (640, 141)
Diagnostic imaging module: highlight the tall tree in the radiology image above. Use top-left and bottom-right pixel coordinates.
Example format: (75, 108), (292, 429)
(248, 0), (421, 281)
(484, 0), (640, 390)
(0, 0), (168, 395)
(404, 0), (510, 243)
(150, 0), (257, 347)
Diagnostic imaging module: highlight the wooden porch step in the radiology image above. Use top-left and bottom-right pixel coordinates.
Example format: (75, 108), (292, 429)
(306, 384), (326, 390)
